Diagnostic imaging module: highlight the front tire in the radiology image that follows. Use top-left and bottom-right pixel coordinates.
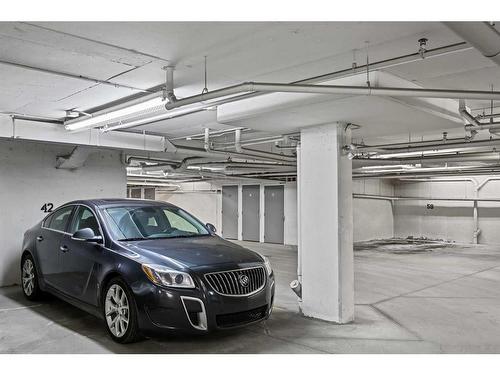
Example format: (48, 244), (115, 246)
(103, 277), (141, 344)
(21, 254), (44, 301)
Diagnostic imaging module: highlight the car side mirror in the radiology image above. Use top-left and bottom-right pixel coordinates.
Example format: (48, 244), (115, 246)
(206, 223), (217, 234)
(72, 228), (103, 243)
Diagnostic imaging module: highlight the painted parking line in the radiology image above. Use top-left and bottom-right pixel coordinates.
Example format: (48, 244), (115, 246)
(0, 304), (43, 312)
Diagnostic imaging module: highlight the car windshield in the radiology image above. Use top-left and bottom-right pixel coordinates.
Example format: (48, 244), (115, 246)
(103, 205), (210, 240)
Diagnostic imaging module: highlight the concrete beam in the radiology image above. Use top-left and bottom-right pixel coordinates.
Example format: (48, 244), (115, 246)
(0, 116), (165, 152)
(298, 123), (354, 323)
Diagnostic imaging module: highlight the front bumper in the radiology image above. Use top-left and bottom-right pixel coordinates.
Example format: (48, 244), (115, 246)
(131, 268), (275, 335)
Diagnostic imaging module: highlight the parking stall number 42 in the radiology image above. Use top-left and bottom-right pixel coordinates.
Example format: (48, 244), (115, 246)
(41, 203), (54, 213)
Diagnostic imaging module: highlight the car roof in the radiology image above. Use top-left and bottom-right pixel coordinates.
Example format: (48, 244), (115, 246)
(64, 198), (177, 209)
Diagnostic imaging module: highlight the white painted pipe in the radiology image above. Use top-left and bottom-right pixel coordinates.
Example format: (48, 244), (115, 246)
(234, 128), (242, 153)
(459, 99), (480, 126)
(165, 81), (500, 111)
(354, 153), (500, 165)
(358, 138), (500, 156)
(445, 22), (500, 65)
(65, 41), (473, 133)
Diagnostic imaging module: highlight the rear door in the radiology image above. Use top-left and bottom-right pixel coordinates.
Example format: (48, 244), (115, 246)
(37, 206), (75, 287)
(58, 205), (103, 305)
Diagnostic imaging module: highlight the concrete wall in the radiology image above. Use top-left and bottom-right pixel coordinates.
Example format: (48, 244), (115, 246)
(155, 182), (222, 232)
(157, 178), (395, 246)
(353, 179), (394, 241)
(0, 139), (126, 287)
(157, 181), (299, 245)
(393, 177), (500, 244)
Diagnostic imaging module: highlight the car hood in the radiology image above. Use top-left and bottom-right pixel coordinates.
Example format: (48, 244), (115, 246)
(118, 235), (263, 269)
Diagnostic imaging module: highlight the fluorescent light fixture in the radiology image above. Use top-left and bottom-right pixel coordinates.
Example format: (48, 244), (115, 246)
(359, 164), (416, 170)
(375, 148), (470, 159)
(64, 94), (166, 132)
(100, 104), (213, 133)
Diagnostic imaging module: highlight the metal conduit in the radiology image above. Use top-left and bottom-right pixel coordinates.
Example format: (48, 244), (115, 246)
(354, 138), (500, 155)
(165, 81), (500, 111)
(65, 41), (472, 132)
(0, 59), (151, 93)
(353, 193), (500, 203)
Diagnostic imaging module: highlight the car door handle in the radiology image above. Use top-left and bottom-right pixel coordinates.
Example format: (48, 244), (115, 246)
(36, 236), (44, 242)
(60, 245), (69, 253)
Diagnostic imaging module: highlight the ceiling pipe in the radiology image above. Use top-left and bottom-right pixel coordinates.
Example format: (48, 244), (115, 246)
(354, 152), (500, 166)
(215, 134), (289, 149)
(189, 160), (296, 168)
(351, 134), (469, 151)
(354, 164), (495, 175)
(0, 112), (63, 124)
(459, 99), (500, 132)
(234, 128), (242, 153)
(162, 42), (473, 111)
(125, 155), (181, 167)
(165, 81), (500, 112)
(353, 165), (500, 179)
(479, 112), (500, 119)
(163, 66), (177, 103)
(215, 129), (296, 161)
(170, 127), (249, 141)
(197, 129), (296, 163)
(468, 121), (500, 131)
(445, 22), (500, 65)
(354, 193), (500, 203)
(164, 141), (291, 163)
(354, 138), (500, 156)
(67, 42), (472, 133)
(459, 99), (481, 126)
(127, 181), (181, 189)
(0, 59), (151, 93)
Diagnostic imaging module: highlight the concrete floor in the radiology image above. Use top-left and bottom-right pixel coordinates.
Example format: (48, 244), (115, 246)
(1, 238), (500, 353)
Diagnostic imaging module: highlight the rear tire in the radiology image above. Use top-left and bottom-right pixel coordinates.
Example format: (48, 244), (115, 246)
(21, 254), (44, 301)
(103, 277), (142, 344)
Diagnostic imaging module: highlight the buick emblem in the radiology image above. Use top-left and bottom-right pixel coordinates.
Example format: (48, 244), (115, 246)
(238, 274), (250, 287)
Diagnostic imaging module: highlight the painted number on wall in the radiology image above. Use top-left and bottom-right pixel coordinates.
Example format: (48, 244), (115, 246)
(41, 203), (54, 213)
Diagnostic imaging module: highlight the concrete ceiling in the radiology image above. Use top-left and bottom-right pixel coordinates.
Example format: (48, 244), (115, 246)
(0, 21), (499, 142)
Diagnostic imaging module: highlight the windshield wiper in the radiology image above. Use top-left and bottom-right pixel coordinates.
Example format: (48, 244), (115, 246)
(118, 237), (148, 242)
(151, 234), (209, 239)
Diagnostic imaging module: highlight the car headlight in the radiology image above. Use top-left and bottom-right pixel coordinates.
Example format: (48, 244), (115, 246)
(141, 264), (195, 288)
(263, 256), (273, 276)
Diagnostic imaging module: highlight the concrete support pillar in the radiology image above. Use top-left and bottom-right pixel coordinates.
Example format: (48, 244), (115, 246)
(298, 123), (354, 323)
(237, 184), (243, 241)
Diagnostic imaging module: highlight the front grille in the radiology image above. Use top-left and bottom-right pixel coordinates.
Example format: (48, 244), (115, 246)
(205, 266), (266, 296)
(216, 305), (268, 328)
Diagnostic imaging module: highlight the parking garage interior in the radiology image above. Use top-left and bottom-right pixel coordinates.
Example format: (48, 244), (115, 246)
(3, 17), (500, 355)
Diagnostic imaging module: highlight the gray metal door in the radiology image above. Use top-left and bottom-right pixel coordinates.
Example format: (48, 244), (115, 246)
(242, 185), (260, 241)
(222, 186), (238, 239)
(264, 185), (285, 244)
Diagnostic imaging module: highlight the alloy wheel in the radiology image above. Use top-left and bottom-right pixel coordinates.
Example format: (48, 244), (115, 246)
(22, 258), (35, 296)
(105, 284), (130, 338)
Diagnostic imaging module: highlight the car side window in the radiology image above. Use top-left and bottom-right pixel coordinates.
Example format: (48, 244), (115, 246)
(69, 206), (101, 236)
(46, 206), (74, 233)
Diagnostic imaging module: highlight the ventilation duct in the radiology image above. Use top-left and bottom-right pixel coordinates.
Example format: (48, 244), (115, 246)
(445, 22), (500, 65)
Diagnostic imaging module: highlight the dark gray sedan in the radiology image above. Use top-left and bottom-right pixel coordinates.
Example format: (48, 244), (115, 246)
(20, 199), (275, 343)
